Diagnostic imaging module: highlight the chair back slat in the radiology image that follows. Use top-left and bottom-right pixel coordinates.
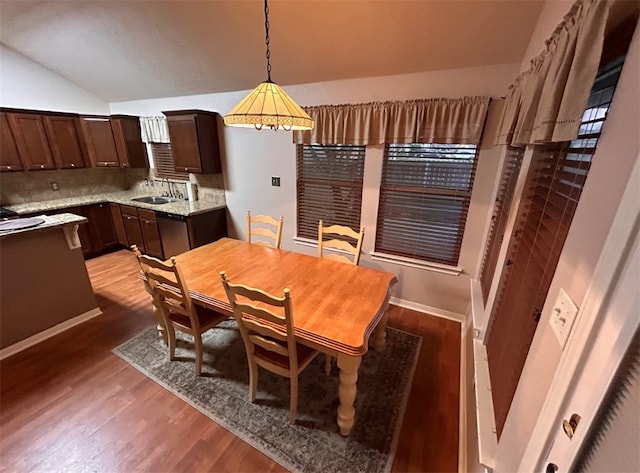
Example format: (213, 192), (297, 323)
(317, 220), (365, 266)
(247, 211), (283, 249)
(243, 317), (288, 342)
(230, 283), (287, 307)
(249, 334), (289, 356)
(235, 302), (287, 327)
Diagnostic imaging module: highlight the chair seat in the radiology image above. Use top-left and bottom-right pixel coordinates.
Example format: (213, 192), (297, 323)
(254, 341), (318, 372)
(169, 306), (227, 332)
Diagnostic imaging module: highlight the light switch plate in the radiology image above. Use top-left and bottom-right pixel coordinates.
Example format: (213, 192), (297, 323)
(550, 287), (579, 349)
(271, 176), (281, 187)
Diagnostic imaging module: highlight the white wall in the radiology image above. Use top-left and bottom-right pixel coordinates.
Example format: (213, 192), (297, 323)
(492, 10), (640, 473)
(0, 44), (109, 113)
(110, 63), (517, 315)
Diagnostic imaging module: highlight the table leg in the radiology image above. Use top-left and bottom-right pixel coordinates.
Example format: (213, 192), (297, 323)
(337, 353), (361, 436)
(372, 307), (390, 352)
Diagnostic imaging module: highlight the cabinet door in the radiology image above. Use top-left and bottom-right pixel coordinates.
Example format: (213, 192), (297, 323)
(111, 116), (148, 169)
(87, 203), (118, 252)
(138, 208), (162, 258)
(166, 114), (202, 173)
(121, 207), (145, 252)
(164, 111), (221, 174)
(0, 112), (24, 172)
(80, 117), (120, 167)
(43, 115), (88, 169)
(110, 203), (128, 246)
(7, 113), (56, 170)
(140, 217), (163, 259)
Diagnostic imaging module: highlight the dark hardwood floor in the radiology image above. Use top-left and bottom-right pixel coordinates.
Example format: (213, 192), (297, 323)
(0, 249), (460, 472)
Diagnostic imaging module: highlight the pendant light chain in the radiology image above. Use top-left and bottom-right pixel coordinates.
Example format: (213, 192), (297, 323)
(223, 0), (314, 130)
(264, 0), (272, 82)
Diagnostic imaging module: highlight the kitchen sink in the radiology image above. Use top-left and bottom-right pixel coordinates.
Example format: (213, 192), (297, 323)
(130, 196), (179, 205)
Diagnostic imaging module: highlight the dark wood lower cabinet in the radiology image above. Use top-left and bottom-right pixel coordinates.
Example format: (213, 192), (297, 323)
(121, 205), (145, 253)
(86, 203), (117, 253)
(109, 203), (127, 246)
(138, 208), (163, 259)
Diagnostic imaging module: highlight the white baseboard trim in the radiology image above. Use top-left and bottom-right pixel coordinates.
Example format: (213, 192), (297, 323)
(459, 323), (467, 473)
(0, 307), (103, 360)
(390, 297), (465, 323)
(473, 339), (497, 470)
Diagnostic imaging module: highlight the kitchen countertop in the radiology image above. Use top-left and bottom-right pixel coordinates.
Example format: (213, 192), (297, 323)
(3, 191), (226, 217)
(0, 213), (87, 239)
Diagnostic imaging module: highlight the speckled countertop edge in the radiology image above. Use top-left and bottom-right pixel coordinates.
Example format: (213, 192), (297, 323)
(0, 213), (87, 239)
(3, 191), (226, 217)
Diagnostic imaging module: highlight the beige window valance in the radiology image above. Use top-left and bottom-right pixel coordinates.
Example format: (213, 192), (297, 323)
(496, 0), (638, 146)
(293, 96), (490, 146)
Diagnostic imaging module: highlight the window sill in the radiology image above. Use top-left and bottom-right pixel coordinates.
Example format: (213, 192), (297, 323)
(294, 238), (463, 275)
(369, 251), (463, 275)
(293, 236), (319, 248)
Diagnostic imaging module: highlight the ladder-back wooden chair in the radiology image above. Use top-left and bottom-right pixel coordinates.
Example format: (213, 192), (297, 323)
(246, 211), (283, 249)
(133, 245), (227, 376)
(318, 220), (365, 373)
(317, 220), (364, 265)
(220, 271), (319, 424)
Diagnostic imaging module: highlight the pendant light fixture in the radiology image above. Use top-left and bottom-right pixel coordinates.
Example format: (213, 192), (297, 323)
(223, 0), (314, 131)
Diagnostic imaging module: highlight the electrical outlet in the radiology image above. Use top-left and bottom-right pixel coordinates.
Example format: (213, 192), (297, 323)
(50, 182), (59, 191)
(271, 176), (281, 187)
(550, 287), (579, 349)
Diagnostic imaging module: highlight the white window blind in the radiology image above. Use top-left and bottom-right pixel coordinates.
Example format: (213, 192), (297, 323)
(375, 143), (479, 266)
(296, 144), (365, 240)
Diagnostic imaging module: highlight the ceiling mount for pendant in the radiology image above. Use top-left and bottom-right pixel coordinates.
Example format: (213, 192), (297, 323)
(223, 0), (314, 131)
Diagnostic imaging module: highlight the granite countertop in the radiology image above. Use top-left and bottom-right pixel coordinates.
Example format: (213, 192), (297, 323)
(0, 213), (87, 239)
(3, 191), (226, 217)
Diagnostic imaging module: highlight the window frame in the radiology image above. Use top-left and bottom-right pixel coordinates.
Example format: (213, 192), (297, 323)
(150, 142), (189, 181)
(373, 142), (480, 268)
(295, 144), (366, 243)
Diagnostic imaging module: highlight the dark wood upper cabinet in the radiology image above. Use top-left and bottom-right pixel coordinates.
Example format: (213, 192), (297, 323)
(6, 112), (56, 170)
(163, 110), (221, 174)
(0, 112), (24, 172)
(111, 115), (149, 169)
(43, 114), (88, 169)
(79, 116), (121, 167)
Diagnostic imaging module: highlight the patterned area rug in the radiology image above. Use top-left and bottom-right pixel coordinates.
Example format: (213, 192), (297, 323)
(113, 319), (421, 473)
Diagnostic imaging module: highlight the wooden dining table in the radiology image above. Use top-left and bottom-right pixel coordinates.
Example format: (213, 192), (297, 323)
(170, 237), (398, 436)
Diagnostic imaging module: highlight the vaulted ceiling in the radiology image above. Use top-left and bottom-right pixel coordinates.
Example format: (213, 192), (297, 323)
(0, 1), (545, 103)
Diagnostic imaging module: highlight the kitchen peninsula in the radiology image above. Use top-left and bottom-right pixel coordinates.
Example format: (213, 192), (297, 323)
(0, 213), (100, 358)
(3, 190), (228, 261)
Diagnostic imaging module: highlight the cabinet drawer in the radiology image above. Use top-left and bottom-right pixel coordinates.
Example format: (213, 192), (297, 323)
(120, 205), (139, 217)
(137, 208), (156, 221)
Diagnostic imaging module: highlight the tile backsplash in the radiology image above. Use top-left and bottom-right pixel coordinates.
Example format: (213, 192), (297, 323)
(0, 168), (226, 206)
